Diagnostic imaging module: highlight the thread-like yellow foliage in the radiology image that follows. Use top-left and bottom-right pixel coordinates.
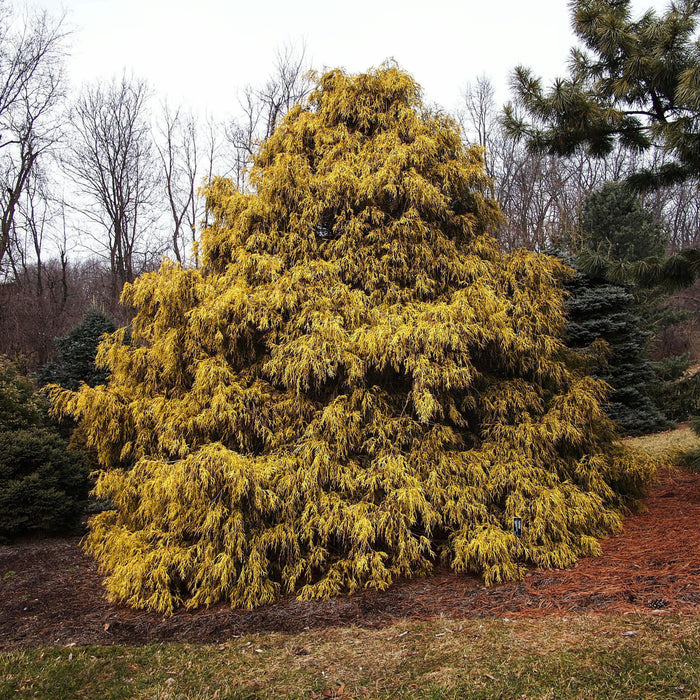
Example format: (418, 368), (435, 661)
(52, 65), (654, 614)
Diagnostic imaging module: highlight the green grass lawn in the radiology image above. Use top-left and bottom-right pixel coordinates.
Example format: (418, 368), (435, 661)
(2, 615), (699, 699)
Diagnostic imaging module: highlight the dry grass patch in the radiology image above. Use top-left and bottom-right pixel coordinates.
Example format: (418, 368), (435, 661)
(624, 424), (700, 460)
(2, 614), (699, 699)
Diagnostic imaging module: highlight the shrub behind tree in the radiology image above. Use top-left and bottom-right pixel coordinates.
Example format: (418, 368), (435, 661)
(563, 180), (675, 434)
(38, 308), (116, 390)
(0, 357), (90, 541)
(578, 182), (666, 261)
(566, 267), (671, 435)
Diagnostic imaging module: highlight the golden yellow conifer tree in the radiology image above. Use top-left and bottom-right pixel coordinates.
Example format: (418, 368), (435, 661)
(53, 65), (654, 614)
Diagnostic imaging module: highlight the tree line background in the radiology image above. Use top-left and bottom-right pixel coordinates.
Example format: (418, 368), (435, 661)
(0, 3), (698, 374)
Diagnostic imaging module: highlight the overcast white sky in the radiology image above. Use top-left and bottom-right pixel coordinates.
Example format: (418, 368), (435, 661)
(37, 0), (668, 118)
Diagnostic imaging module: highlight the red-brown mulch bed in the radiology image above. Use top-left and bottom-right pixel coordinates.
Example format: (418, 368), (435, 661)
(1, 467), (699, 651)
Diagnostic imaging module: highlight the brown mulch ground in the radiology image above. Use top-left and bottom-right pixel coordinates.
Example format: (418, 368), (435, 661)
(1, 467), (699, 651)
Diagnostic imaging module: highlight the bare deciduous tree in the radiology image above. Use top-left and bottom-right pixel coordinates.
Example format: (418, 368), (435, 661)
(154, 105), (225, 266)
(226, 44), (312, 190)
(8, 169), (52, 293)
(0, 5), (66, 274)
(64, 74), (161, 296)
(459, 76), (498, 178)
(200, 114), (225, 239)
(155, 103), (198, 265)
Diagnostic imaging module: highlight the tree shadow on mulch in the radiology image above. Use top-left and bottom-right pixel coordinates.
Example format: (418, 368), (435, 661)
(1, 467), (699, 651)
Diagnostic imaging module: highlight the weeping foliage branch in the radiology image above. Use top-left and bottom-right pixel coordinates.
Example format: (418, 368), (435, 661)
(51, 65), (654, 615)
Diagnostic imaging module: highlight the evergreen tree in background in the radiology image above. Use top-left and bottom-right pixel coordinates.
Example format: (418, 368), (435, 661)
(38, 309), (117, 390)
(566, 183), (671, 435)
(566, 268), (670, 435)
(53, 65), (653, 615)
(578, 182), (666, 261)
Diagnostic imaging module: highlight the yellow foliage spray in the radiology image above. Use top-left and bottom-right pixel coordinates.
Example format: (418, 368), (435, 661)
(52, 64), (654, 614)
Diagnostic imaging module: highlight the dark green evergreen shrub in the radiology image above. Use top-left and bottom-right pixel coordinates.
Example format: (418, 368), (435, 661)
(0, 357), (90, 540)
(566, 270), (671, 436)
(0, 428), (90, 539)
(0, 359), (45, 430)
(648, 355), (700, 422)
(674, 415), (700, 472)
(37, 308), (116, 390)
